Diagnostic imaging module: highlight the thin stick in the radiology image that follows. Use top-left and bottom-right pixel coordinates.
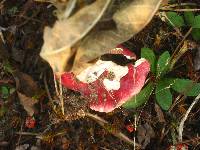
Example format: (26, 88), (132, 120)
(15, 132), (40, 136)
(178, 93), (200, 142)
(53, 74), (59, 96)
(44, 73), (53, 101)
(85, 112), (140, 147)
(162, 3), (197, 8)
(59, 76), (64, 115)
(160, 8), (200, 12)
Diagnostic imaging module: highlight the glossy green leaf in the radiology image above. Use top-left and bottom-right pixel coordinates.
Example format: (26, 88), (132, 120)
(166, 12), (185, 27)
(141, 47), (156, 74)
(123, 82), (154, 109)
(192, 28), (200, 41)
(155, 79), (173, 110)
(156, 51), (170, 77)
(171, 78), (200, 96)
(192, 15), (200, 28)
(184, 11), (195, 26)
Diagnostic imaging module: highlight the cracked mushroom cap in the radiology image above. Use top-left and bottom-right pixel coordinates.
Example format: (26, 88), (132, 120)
(61, 46), (150, 112)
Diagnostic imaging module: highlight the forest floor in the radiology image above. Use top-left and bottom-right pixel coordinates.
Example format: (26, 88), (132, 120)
(0, 0), (200, 150)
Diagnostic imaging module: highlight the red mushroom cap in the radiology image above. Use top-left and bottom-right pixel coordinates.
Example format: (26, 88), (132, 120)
(61, 46), (150, 112)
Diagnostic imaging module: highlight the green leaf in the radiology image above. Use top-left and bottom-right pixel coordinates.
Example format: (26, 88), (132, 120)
(0, 86), (9, 99)
(192, 28), (200, 41)
(3, 61), (13, 74)
(123, 82), (154, 109)
(171, 78), (200, 96)
(156, 51), (170, 77)
(155, 79), (173, 110)
(166, 12), (185, 28)
(192, 15), (200, 28)
(141, 48), (156, 74)
(184, 12), (195, 26)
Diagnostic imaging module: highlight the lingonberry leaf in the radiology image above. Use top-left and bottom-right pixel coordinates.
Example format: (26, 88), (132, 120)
(192, 28), (200, 41)
(192, 15), (200, 28)
(156, 51), (170, 78)
(123, 82), (154, 109)
(171, 78), (200, 96)
(184, 11), (195, 26)
(155, 79), (173, 110)
(141, 48), (156, 74)
(166, 12), (185, 28)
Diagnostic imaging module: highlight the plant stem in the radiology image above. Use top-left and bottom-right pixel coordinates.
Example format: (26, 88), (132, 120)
(178, 93), (200, 142)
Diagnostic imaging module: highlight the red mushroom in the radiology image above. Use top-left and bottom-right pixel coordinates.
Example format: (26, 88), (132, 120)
(61, 46), (150, 112)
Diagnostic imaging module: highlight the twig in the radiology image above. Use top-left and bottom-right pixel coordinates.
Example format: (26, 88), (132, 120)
(53, 74), (59, 97)
(170, 27), (193, 71)
(16, 120), (24, 146)
(160, 8), (200, 12)
(15, 132), (40, 136)
(44, 73), (53, 101)
(161, 12), (183, 37)
(59, 76), (64, 115)
(162, 3), (197, 8)
(84, 112), (140, 147)
(178, 93), (200, 142)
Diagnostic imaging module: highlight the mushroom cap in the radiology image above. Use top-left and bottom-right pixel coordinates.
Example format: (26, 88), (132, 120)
(61, 47), (150, 112)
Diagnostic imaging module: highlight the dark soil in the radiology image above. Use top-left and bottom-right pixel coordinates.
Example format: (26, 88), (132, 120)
(0, 0), (200, 150)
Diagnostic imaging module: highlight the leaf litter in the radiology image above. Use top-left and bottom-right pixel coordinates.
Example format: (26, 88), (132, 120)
(0, 0), (200, 149)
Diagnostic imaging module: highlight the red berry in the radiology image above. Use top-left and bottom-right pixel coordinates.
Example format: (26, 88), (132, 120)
(125, 124), (135, 133)
(25, 116), (36, 128)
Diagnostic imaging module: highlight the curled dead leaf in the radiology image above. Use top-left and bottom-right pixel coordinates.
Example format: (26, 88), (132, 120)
(17, 92), (37, 116)
(40, 0), (162, 74)
(13, 71), (40, 116)
(40, 0), (111, 72)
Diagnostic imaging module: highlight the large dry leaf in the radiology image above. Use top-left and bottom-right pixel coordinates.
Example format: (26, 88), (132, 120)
(13, 71), (39, 116)
(40, 0), (111, 72)
(40, 0), (162, 74)
(72, 0), (162, 74)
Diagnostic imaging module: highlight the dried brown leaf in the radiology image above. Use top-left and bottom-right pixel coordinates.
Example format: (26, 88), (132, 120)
(40, 0), (111, 72)
(17, 92), (37, 116)
(72, 0), (162, 74)
(155, 103), (166, 123)
(40, 0), (162, 75)
(137, 123), (155, 149)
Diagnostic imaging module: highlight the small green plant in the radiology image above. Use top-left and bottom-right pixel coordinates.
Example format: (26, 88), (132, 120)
(0, 86), (10, 99)
(166, 11), (200, 40)
(123, 48), (200, 110)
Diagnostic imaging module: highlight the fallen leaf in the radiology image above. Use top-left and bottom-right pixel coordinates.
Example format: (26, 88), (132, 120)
(154, 103), (166, 123)
(40, 0), (162, 75)
(17, 92), (37, 116)
(13, 71), (39, 116)
(40, 0), (111, 72)
(137, 123), (155, 149)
